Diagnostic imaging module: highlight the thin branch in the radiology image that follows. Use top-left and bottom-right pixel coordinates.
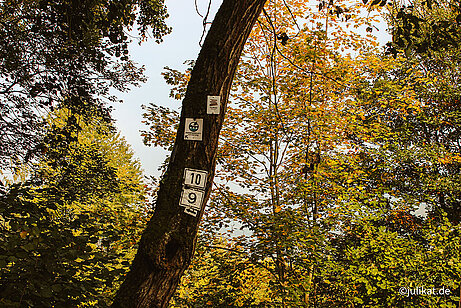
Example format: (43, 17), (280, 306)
(281, 0), (301, 38)
(194, 0), (204, 18)
(199, 0), (213, 47)
(261, 8), (348, 89)
(262, 8), (291, 141)
(202, 245), (246, 254)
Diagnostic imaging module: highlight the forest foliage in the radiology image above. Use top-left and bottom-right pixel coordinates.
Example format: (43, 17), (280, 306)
(142, 0), (461, 306)
(0, 109), (151, 306)
(0, 0), (165, 306)
(0, 0), (169, 169)
(1, 0), (461, 307)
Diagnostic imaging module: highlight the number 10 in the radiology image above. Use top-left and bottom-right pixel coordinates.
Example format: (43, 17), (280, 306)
(190, 173), (202, 185)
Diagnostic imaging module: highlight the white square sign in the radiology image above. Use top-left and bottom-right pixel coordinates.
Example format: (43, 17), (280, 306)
(180, 187), (205, 210)
(184, 118), (203, 141)
(207, 96), (221, 114)
(184, 207), (199, 217)
(183, 168), (208, 189)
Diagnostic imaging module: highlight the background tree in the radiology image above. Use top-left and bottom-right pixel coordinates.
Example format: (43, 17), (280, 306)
(143, 0), (382, 305)
(383, 0), (461, 57)
(171, 239), (274, 307)
(0, 0), (170, 170)
(382, 0), (461, 225)
(144, 0), (461, 306)
(0, 108), (149, 307)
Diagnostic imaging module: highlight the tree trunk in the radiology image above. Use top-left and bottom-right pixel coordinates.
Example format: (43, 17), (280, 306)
(111, 1), (267, 307)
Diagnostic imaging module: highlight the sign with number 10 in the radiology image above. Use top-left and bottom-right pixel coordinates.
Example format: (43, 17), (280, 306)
(183, 168), (208, 189)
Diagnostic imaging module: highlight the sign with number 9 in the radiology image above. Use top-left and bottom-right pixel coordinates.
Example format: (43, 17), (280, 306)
(180, 187), (204, 210)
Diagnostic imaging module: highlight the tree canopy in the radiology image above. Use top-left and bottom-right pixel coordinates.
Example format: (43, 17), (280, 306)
(0, 0), (170, 170)
(1, 0), (461, 307)
(142, 0), (461, 306)
(0, 109), (150, 307)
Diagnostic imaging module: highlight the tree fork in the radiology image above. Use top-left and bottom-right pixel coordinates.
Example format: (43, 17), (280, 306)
(111, 0), (267, 307)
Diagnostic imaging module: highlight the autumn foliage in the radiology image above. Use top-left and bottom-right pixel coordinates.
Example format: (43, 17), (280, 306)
(141, 0), (461, 306)
(1, 0), (461, 306)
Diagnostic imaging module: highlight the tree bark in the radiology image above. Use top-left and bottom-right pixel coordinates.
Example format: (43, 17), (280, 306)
(111, 0), (267, 307)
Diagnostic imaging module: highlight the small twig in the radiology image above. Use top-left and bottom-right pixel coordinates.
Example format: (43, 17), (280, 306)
(194, 0), (203, 18)
(281, 0), (301, 38)
(261, 8), (348, 89)
(199, 0), (213, 47)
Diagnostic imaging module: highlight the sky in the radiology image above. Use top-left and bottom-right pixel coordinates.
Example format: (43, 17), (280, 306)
(110, 0), (391, 178)
(110, 0), (222, 178)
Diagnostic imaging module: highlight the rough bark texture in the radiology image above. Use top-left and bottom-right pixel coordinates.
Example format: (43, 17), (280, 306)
(111, 1), (267, 307)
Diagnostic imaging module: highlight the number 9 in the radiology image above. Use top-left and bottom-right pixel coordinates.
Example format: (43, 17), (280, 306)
(188, 192), (197, 204)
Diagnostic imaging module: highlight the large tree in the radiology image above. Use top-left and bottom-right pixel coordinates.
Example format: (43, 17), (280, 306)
(111, 0), (268, 307)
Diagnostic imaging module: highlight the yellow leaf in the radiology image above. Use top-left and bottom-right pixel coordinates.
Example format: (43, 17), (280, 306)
(20, 231), (28, 239)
